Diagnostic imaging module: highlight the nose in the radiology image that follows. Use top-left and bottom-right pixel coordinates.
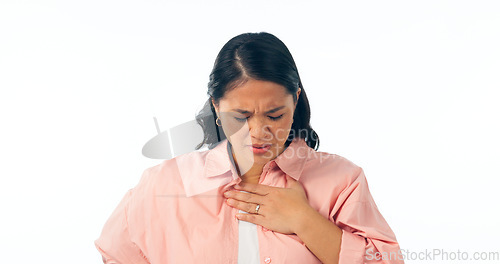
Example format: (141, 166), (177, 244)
(248, 117), (272, 140)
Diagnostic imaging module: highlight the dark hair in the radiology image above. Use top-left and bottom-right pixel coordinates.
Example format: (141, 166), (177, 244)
(195, 32), (320, 150)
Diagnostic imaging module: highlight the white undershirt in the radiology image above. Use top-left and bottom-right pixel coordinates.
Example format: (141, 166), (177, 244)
(227, 142), (261, 264)
(238, 206), (260, 264)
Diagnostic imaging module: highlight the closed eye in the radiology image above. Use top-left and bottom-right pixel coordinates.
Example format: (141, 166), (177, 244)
(234, 117), (248, 122)
(234, 114), (284, 122)
(269, 114), (283, 121)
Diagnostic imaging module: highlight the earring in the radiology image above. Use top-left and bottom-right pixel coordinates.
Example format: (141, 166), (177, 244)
(216, 117), (222, 126)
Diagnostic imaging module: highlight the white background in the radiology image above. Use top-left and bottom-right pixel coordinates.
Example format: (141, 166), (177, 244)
(1, 0), (499, 263)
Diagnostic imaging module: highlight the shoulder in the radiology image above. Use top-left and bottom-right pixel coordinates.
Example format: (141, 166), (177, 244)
(302, 148), (364, 187)
(298, 148), (369, 217)
(132, 149), (212, 197)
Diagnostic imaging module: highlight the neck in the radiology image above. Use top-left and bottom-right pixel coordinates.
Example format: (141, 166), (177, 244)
(240, 174), (261, 184)
(231, 151), (263, 184)
(227, 139), (294, 184)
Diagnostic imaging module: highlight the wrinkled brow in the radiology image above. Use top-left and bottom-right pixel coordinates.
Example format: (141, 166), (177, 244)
(231, 106), (285, 114)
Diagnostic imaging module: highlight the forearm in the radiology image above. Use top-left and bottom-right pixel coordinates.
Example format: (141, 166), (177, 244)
(294, 207), (343, 264)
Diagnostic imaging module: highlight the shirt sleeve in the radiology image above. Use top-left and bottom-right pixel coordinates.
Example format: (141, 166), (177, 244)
(94, 187), (150, 264)
(330, 167), (404, 264)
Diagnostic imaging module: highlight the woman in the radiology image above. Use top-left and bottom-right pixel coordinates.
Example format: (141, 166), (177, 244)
(95, 32), (403, 264)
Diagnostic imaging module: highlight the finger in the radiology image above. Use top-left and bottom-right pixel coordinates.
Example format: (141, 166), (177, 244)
(226, 199), (260, 214)
(224, 190), (265, 204)
(234, 182), (273, 195)
(236, 212), (265, 225)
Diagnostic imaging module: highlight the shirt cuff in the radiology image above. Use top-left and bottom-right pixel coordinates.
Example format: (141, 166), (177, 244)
(338, 229), (366, 263)
(94, 239), (150, 264)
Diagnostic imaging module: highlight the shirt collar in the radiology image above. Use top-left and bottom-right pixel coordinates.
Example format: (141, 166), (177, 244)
(203, 137), (310, 181)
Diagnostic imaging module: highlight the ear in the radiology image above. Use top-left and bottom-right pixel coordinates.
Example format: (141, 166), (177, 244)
(211, 98), (219, 112)
(294, 87), (302, 110)
(295, 88), (301, 107)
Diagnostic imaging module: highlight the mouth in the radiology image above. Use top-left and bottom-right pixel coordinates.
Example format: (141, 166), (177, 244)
(250, 144), (272, 148)
(248, 144), (272, 154)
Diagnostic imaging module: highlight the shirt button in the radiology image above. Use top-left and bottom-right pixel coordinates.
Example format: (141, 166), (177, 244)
(264, 257), (272, 263)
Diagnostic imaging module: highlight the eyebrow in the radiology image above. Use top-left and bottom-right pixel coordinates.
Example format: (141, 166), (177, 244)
(231, 106), (286, 114)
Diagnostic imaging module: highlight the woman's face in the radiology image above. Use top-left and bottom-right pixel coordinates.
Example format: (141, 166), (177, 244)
(212, 79), (300, 174)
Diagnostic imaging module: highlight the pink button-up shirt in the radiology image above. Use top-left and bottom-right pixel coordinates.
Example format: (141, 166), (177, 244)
(95, 137), (403, 263)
